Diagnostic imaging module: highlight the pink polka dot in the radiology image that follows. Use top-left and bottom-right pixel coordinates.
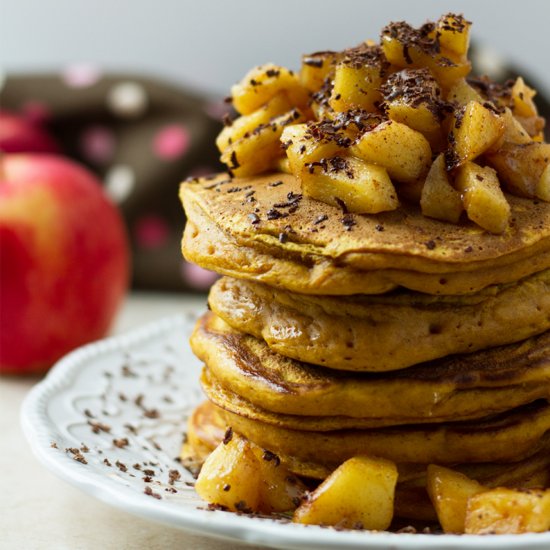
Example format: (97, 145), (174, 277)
(22, 101), (51, 124)
(62, 64), (102, 88)
(181, 261), (219, 289)
(134, 216), (170, 249)
(153, 124), (190, 160)
(80, 126), (115, 163)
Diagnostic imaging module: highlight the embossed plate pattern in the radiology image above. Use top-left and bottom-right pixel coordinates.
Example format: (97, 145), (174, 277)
(21, 315), (550, 549)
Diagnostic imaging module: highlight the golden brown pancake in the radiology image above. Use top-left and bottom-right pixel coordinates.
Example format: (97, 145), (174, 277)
(201, 367), (550, 430)
(183, 401), (550, 521)
(180, 172), (550, 295)
(215, 400), (550, 465)
(192, 313), (550, 422)
(185, 401), (550, 480)
(209, 271), (550, 371)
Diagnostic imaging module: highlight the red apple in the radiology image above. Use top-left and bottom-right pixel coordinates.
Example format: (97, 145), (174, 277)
(0, 110), (60, 153)
(0, 154), (130, 375)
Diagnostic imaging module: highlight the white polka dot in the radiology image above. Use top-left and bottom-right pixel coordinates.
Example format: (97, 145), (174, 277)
(62, 64), (101, 88)
(104, 165), (135, 203)
(472, 46), (507, 81)
(107, 82), (148, 118)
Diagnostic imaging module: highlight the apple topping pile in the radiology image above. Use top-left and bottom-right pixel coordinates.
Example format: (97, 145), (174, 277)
(218, 13), (550, 234)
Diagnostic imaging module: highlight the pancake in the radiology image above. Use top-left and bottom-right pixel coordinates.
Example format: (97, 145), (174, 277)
(209, 271), (550, 371)
(184, 401), (550, 522)
(192, 313), (550, 422)
(201, 367), (550, 430)
(216, 400), (550, 465)
(184, 402), (550, 521)
(180, 172), (550, 295)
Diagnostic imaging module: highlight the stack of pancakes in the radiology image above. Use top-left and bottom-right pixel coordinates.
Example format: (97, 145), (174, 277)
(180, 171), (550, 521)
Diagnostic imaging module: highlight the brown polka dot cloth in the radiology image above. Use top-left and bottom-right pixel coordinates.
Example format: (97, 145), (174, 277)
(1, 71), (228, 292)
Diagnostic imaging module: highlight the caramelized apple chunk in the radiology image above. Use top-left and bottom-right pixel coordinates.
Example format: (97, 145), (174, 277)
(230, 64), (309, 115)
(215, 12), (549, 235)
(300, 51), (339, 92)
(353, 120), (432, 183)
(446, 100), (505, 170)
(293, 456), (398, 530)
(329, 45), (388, 113)
(420, 153), (463, 222)
(455, 162), (510, 234)
(302, 156), (398, 214)
(426, 465), (486, 534)
(465, 488), (550, 534)
(195, 431), (306, 514)
(220, 108), (307, 177)
(486, 142), (550, 198)
(380, 17), (471, 89)
(381, 68), (450, 149)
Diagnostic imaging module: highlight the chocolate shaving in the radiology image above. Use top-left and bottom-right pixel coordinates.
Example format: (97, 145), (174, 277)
(262, 450), (281, 467)
(88, 420), (111, 434)
(144, 486), (162, 500)
(168, 469), (181, 485)
(223, 427), (233, 445)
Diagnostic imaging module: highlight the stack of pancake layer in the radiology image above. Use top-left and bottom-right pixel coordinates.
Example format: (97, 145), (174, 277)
(180, 171), (550, 520)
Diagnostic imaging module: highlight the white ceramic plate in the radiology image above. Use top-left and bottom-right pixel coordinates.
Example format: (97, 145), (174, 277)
(21, 314), (550, 550)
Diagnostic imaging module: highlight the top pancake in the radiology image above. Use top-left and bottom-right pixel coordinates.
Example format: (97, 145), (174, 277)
(181, 172), (550, 295)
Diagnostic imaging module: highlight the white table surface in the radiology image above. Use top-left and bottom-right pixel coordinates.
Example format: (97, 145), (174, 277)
(0, 292), (263, 550)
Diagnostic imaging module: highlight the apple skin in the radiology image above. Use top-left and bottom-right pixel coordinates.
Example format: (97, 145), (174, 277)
(0, 110), (60, 153)
(0, 154), (130, 375)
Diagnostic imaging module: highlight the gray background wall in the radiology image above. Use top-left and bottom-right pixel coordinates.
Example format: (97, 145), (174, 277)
(1, 0), (549, 96)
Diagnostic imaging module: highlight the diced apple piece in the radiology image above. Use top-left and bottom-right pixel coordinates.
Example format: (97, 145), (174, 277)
(447, 100), (505, 169)
(293, 456), (398, 530)
(380, 22), (471, 89)
(420, 154), (463, 222)
(381, 69), (446, 149)
(455, 162), (510, 234)
(231, 64), (309, 115)
(195, 432), (262, 512)
(436, 14), (471, 58)
(281, 123), (345, 176)
(486, 142), (550, 198)
(352, 120), (432, 183)
(250, 447), (307, 513)
(465, 488), (550, 534)
(511, 77), (538, 118)
(515, 114), (546, 140)
(221, 109), (306, 177)
(426, 464), (486, 534)
(329, 47), (385, 113)
(300, 51), (339, 92)
(385, 103), (443, 149)
(196, 432), (305, 514)
(216, 93), (293, 152)
(446, 78), (483, 106)
(500, 107), (532, 145)
(303, 156), (398, 214)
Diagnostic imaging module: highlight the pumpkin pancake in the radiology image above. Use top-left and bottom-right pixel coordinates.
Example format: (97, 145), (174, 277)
(184, 400), (550, 479)
(201, 367), (550, 430)
(192, 313), (550, 422)
(180, 173), (550, 295)
(209, 271), (550, 371)
(215, 400), (550, 465)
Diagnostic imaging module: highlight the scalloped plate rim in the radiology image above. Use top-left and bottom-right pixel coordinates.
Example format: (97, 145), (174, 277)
(20, 314), (550, 550)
